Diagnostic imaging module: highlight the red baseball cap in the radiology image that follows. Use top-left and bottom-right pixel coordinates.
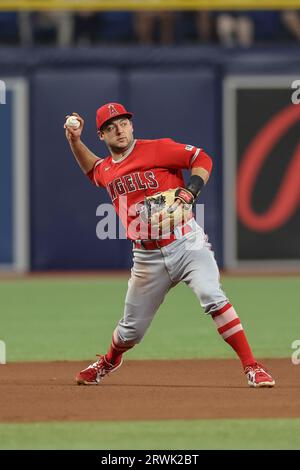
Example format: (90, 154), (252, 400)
(96, 102), (133, 131)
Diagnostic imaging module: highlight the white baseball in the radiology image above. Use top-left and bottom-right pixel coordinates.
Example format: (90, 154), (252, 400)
(65, 116), (80, 129)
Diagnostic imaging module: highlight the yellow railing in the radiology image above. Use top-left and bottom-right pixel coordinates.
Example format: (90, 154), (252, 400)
(0, 1), (300, 12)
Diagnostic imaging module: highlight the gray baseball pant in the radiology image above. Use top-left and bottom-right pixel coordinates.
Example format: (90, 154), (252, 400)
(117, 228), (228, 344)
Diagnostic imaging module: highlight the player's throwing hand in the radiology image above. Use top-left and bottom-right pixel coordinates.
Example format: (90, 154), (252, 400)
(64, 112), (84, 143)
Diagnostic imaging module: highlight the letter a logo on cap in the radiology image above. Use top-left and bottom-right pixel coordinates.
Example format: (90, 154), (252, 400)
(108, 104), (118, 116)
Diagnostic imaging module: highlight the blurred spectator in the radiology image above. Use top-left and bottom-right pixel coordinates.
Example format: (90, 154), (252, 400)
(176, 11), (214, 44)
(19, 12), (33, 46)
(73, 11), (98, 45)
(134, 11), (175, 45)
(74, 11), (133, 45)
(171, 12), (195, 44)
(98, 12), (134, 44)
(195, 11), (214, 43)
(246, 10), (300, 44)
(0, 12), (19, 45)
(215, 11), (254, 47)
(249, 10), (282, 44)
(1, 9), (300, 48)
(281, 10), (300, 41)
(32, 11), (73, 46)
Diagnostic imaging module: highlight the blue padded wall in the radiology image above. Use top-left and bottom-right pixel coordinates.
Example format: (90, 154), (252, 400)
(31, 69), (133, 270)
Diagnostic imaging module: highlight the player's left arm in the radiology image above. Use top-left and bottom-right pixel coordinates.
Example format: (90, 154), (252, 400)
(170, 151), (212, 210)
(170, 166), (210, 211)
(154, 138), (213, 210)
(191, 166), (210, 184)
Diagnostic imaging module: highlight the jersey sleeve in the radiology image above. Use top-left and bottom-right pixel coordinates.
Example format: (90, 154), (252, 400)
(86, 158), (105, 187)
(155, 138), (213, 174)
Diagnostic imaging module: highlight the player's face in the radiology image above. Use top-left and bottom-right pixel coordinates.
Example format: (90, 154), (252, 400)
(99, 118), (134, 153)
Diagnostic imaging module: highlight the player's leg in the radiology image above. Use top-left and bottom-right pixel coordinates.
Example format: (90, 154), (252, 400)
(173, 231), (275, 387)
(114, 248), (173, 345)
(103, 252), (173, 366)
(76, 249), (173, 385)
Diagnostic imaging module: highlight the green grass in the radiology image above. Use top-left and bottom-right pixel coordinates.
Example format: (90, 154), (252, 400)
(0, 276), (299, 361)
(1, 277), (299, 452)
(0, 419), (299, 450)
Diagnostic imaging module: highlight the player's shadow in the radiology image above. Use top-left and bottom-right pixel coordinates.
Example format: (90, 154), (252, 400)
(102, 383), (248, 389)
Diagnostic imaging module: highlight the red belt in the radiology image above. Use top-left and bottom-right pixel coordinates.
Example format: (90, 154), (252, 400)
(133, 236), (175, 250)
(133, 224), (193, 250)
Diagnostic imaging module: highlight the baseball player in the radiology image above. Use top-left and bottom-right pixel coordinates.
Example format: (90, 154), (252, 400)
(64, 102), (275, 388)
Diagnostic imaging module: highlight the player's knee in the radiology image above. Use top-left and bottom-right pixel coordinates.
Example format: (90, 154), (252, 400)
(204, 302), (224, 315)
(117, 324), (145, 344)
(197, 287), (227, 314)
(127, 327), (145, 343)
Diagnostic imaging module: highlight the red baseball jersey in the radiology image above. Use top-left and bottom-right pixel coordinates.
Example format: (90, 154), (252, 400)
(87, 138), (212, 240)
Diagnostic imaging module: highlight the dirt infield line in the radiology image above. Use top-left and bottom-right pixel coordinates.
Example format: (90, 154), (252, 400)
(0, 358), (299, 423)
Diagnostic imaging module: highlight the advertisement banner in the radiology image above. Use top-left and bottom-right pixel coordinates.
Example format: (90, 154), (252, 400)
(223, 76), (300, 269)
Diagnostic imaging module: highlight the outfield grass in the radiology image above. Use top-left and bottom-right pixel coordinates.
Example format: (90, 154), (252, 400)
(0, 419), (299, 450)
(0, 276), (299, 361)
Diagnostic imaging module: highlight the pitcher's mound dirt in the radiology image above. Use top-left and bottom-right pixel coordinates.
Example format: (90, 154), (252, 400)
(1, 358), (299, 423)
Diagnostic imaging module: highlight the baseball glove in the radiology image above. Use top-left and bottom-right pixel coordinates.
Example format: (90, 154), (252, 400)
(143, 188), (193, 238)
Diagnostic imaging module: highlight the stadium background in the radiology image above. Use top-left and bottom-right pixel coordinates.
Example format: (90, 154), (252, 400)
(0, 0), (300, 451)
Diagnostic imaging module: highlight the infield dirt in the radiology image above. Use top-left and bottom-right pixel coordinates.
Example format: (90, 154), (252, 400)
(1, 358), (299, 422)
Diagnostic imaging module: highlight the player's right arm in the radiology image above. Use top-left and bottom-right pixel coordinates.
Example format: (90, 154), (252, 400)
(64, 112), (99, 174)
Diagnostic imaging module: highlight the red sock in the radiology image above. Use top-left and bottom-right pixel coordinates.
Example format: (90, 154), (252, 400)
(212, 303), (256, 368)
(105, 335), (134, 365)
